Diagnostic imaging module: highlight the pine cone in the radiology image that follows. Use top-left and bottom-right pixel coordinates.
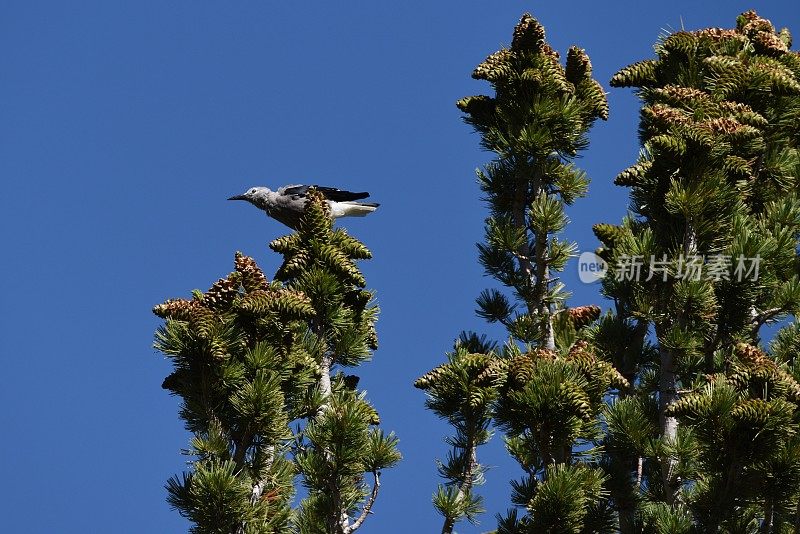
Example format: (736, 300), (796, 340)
(153, 298), (195, 320)
(568, 306), (601, 329)
(511, 13), (546, 52)
(565, 47), (592, 84)
(204, 274), (241, 311)
(472, 49), (514, 82)
(234, 252), (269, 292)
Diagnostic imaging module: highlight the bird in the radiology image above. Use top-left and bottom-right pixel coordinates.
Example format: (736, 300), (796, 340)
(228, 184), (379, 229)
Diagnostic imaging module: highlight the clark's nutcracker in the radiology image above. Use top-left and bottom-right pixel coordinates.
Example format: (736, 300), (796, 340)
(228, 184), (379, 229)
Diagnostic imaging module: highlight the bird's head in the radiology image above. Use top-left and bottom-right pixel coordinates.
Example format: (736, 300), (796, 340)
(228, 187), (272, 207)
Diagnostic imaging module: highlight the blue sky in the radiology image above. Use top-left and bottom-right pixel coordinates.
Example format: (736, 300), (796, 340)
(2, 2), (798, 532)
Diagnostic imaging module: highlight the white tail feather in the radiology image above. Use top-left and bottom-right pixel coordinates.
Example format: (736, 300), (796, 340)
(329, 201), (379, 218)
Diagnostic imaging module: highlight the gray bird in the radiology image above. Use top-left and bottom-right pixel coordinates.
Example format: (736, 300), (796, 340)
(228, 184), (379, 229)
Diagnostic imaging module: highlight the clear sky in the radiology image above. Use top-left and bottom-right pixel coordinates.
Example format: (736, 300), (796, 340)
(2, 2), (798, 533)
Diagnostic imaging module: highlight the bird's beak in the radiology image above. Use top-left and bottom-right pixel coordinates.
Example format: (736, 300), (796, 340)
(228, 194), (247, 201)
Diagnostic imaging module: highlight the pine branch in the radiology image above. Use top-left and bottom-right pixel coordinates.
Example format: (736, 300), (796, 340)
(234, 445), (276, 534)
(440, 434), (479, 534)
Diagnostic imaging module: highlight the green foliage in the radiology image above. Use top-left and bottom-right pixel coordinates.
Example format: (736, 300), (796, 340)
(497, 464), (613, 534)
(415, 348), (497, 529)
(462, 12), (607, 347)
(154, 253), (312, 532)
(420, 13), (617, 532)
(154, 190), (398, 533)
(166, 458), (293, 534)
(295, 387), (400, 534)
(599, 9), (800, 531)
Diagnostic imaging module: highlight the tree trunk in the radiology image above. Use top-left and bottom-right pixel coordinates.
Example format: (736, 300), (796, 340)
(319, 354), (332, 399)
(655, 219), (697, 504)
(511, 175), (555, 350)
(657, 330), (680, 505)
(512, 180), (535, 315)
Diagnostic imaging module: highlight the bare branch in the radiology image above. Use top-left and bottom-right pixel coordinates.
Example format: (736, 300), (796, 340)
(344, 470), (381, 534)
(751, 306), (784, 327)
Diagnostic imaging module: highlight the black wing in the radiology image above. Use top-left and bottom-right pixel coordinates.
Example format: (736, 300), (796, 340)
(280, 184), (311, 198)
(314, 186), (370, 201)
(282, 184), (369, 202)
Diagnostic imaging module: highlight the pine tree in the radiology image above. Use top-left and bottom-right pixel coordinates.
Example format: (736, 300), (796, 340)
(153, 190), (400, 533)
(417, 13), (617, 533)
(598, 10), (800, 531)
